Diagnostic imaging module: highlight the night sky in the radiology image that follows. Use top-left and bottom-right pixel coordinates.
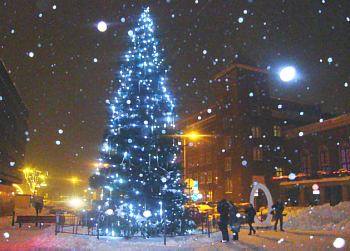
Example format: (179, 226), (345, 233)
(0, 0), (349, 195)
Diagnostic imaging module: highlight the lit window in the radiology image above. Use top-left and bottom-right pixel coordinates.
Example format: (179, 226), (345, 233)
(276, 167), (283, 176)
(207, 191), (213, 201)
(253, 147), (263, 161)
(273, 125), (282, 137)
(251, 126), (262, 138)
(225, 178), (233, 193)
(224, 157), (232, 171)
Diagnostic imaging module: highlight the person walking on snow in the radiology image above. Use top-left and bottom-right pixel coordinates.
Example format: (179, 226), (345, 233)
(217, 199), (230, 243)
(228, 201), (241, 241)
(245, 203), (256, 235)
(272, 199), (285, 231)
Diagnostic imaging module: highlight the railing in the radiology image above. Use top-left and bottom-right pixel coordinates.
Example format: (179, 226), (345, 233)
(54, 211), (220, 245)
(55, 213), (98, 236)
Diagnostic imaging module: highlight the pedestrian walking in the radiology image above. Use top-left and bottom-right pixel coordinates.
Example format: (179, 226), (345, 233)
(217, 199), (230, 242)
(271, 199), (285, 231)
(245, 203), (256, 235)
(228, 201), (241, 241)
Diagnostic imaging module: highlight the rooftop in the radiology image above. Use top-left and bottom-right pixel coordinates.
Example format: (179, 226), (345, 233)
(284, 113), (350, 139)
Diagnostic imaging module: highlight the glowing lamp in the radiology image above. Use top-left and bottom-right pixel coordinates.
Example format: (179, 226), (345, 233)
(68, 198), (84, 209)
(97, 21), (107, 32)
(279, 66), (296, 82)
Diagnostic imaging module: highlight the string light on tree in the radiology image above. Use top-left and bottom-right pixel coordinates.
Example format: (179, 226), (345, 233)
(89, 7), (194, 237)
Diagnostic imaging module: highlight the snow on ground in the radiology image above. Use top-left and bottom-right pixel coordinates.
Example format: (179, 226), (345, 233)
(0, 203), (349, 250)
(284, 201), (350, 234)
(0, 224), (348, 251)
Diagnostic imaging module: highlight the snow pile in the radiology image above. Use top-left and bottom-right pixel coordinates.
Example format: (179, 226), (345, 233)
(285, 202), (350, 234)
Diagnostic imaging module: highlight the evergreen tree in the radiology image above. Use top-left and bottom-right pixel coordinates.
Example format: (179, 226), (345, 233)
(90, 7), (194, 237)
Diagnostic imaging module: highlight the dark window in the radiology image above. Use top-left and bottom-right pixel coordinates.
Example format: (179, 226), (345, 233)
(251, 126), (261, 138)
(319, 145), (331, 172)
(224, 157), (232, 171)
(340, 143), (350, 170)
(253, 147), (263, 161)
(207, 171), (212, 184)
(300, 150), (311, 175)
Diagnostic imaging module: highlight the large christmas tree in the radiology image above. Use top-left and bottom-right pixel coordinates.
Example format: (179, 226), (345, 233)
(90, 7), (193, 237)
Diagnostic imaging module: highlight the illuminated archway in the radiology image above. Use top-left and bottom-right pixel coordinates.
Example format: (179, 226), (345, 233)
(249, 182), (273, 225)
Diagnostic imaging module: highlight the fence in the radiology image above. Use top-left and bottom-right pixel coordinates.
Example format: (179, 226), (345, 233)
(54, 211), (220, 245)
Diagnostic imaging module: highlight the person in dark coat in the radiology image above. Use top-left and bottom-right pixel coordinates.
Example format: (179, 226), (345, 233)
(272, 199), (285, 231)
(217, 199), (230, 242)
(245, 203), (256, 235)
(228, 201), (241, 241)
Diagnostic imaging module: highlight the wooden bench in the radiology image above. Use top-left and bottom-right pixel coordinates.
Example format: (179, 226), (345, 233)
(16, 216), (56, 228)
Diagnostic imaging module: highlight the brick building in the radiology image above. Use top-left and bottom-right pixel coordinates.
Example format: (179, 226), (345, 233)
(0, 60), (28, 214)
(178, 63), (347, 205)
(277, 114), (350, 205)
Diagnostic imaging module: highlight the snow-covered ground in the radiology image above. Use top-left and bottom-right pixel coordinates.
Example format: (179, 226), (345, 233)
(0, 202), (349, 250)
(284, 201), (350, 234)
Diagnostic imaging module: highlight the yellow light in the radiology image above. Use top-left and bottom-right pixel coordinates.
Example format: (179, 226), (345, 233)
(70, 177), (79, 184)
(68, 197), (84, 209)
(188, 131), (199, 140)
(12, 184), (24, 194)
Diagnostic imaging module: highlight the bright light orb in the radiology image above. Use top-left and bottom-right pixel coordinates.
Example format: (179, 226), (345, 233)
(105, 209), (114, 216)
(143, 210), (152, 218)
(68, 197), (84, 209)
(3, 232), (10, 239)
(288, 173), (296, 180)
(97, 21), (107, 32)
(279, 66), (296, 82)
(333, 237), (345, 249)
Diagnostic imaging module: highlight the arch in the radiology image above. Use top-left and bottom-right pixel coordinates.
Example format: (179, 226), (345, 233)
(249, 182), (273, 225)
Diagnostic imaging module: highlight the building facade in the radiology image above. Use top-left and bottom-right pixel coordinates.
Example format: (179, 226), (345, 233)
(179, 63), (346, 206)
(277, 114), (350, 206)
(0, 60), (28, 214)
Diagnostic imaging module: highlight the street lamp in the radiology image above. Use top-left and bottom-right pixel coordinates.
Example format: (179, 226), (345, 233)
(70, 176), (80, 196)
(176, 131), (213, 201)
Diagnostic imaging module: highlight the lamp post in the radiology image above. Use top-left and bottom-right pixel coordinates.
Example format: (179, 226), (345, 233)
(70, 176), (79, 196)
(178, 131), (209, 201)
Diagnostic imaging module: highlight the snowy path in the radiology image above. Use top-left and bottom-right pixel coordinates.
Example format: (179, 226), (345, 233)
(0, 224), (348, 250)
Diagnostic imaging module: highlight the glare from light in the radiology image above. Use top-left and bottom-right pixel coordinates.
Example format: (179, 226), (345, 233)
(279, 66), (296, 82)
(333, 238), (345, 249)
(97, 21), (107, 32)
(68, 198), (84, 209)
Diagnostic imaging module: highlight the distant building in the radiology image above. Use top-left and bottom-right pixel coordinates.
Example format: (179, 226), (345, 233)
(278, 114), (350, 206)
(0, 60), (28, 215)
(178, 63), (344, 206)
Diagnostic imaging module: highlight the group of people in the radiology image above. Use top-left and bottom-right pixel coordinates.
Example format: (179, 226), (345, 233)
(217, 199), (285, 243)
